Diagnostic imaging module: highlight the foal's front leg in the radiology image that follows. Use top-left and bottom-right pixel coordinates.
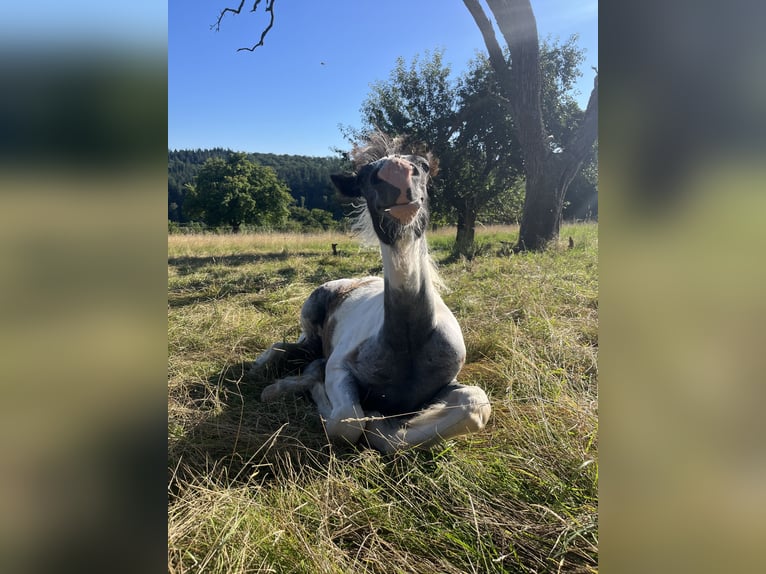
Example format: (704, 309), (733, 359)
(365, 382), (492, 453)
(311, 362), (367, 445)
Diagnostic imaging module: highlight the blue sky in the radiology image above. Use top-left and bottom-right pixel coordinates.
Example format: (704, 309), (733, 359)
(169, 1), (597, 157)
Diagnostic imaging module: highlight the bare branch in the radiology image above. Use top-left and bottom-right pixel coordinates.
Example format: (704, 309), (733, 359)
(560, 73), (598, 176)
(212, 0), (276, 52)
(462, 0), (511, 90)
(211, 0), (249, 32)
(238, 0), (275, 52)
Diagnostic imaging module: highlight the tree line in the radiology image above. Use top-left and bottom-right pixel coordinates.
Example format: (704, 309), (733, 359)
(168, 142), (594, 235)
(168, 149), (350, 231)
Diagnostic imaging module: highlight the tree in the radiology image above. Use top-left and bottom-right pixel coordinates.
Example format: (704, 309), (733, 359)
(356, 42), (587, 258)
(183, 152), (292, 232)
(169, 149), (349, 224)
(286, 206), (337, 232)
(443, 51), (523, 256)
(463, 0), (598, 250)
(353, 50), (521, 258)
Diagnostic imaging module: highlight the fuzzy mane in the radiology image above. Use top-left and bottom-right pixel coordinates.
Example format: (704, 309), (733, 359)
(350, 131), (439, 176)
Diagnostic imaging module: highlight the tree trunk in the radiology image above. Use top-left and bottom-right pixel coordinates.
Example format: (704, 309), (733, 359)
(463, 0), (598, 252)
(453, 201), (478, 259)
(516, 158), (571, 250)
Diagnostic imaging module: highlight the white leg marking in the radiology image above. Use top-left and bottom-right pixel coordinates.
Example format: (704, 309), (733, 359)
(365, 384), (491, 453)
(315, 364), (366, 445)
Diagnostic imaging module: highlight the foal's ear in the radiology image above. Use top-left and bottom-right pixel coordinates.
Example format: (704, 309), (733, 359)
(330, 173), (362, 197)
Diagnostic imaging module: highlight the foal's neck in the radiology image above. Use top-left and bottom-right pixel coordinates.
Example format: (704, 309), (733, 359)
(379, 237), (438, 347)
(380, 236), (433, 292)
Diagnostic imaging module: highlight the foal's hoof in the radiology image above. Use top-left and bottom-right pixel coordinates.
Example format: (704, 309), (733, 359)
(260, 383), (280, 403)
(244, 361), (262, 380)
(247, 361), (265, 380)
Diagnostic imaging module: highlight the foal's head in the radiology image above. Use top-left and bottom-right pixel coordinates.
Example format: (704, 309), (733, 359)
(331, 154), (433, 245)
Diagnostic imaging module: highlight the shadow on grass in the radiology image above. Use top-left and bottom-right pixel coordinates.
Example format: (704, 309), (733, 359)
(168, 251), (325, 274)
(167, 359), (456, 503)
(168, 266), (299, 308)
(168, 360), (359, 500)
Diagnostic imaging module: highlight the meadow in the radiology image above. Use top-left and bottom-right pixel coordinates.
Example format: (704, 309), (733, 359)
(168, 224), (598, 573)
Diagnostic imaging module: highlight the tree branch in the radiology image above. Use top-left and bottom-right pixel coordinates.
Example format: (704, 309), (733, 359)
(462, 0), (512, 93)
(212, 0), (276, 52)
(485, 0), (547, 162)
(211, 0), (250, 32)
(238, 0), (275, 52)
(560, 73), (598, 179)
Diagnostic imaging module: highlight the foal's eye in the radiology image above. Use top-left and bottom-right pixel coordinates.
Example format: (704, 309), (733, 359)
(410, 158), (430, 175)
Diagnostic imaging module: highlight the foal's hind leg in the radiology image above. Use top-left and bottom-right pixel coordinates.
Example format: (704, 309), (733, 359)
(365, 383), (491, 453)
(260, 358), (326, 402)
(249, 337), (320, 381)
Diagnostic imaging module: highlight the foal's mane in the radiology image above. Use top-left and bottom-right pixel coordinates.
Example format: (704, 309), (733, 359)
(349, 131), (439, 176)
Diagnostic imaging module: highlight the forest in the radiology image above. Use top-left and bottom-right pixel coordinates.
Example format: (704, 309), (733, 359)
(168, 148), (349, 229)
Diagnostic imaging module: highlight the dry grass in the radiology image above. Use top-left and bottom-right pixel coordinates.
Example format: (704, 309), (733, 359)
(168, 224), (598, 573)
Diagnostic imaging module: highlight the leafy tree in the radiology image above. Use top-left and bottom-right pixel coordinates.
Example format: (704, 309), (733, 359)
(463, 0), (598, 250)
(183, 152), (292, 232)
(169, 148), (232, 222)
(443, 51), (523, 256)
(354, 50), (518, 257)
(168, 149), (348, 224)
(356, 43), (589, 257)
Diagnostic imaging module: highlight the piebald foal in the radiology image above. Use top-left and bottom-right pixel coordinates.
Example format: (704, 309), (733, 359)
(251, 149), (491, 453)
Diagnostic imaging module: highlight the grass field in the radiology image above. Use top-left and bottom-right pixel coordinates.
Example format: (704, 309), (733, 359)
(168, 224), (598, 573)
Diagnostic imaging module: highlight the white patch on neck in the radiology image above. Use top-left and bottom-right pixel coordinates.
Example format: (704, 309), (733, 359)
(381, 240), (430, 293)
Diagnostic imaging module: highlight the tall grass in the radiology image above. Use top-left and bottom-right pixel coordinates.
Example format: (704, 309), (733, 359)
(168, 224), (598, 573)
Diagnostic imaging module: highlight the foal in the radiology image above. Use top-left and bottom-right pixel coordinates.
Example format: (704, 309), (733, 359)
(251, 141), (491, 452)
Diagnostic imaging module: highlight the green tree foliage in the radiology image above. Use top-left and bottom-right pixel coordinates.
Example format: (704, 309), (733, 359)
(444, 51), (523, 256)
(285, 206), (338, 232)
(362, 50), (456, 156)
(183, 152), (293, 232)
(169, 148), (231, 222)
(169, 149), (348, 225)
(357, 42), (594, 257)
